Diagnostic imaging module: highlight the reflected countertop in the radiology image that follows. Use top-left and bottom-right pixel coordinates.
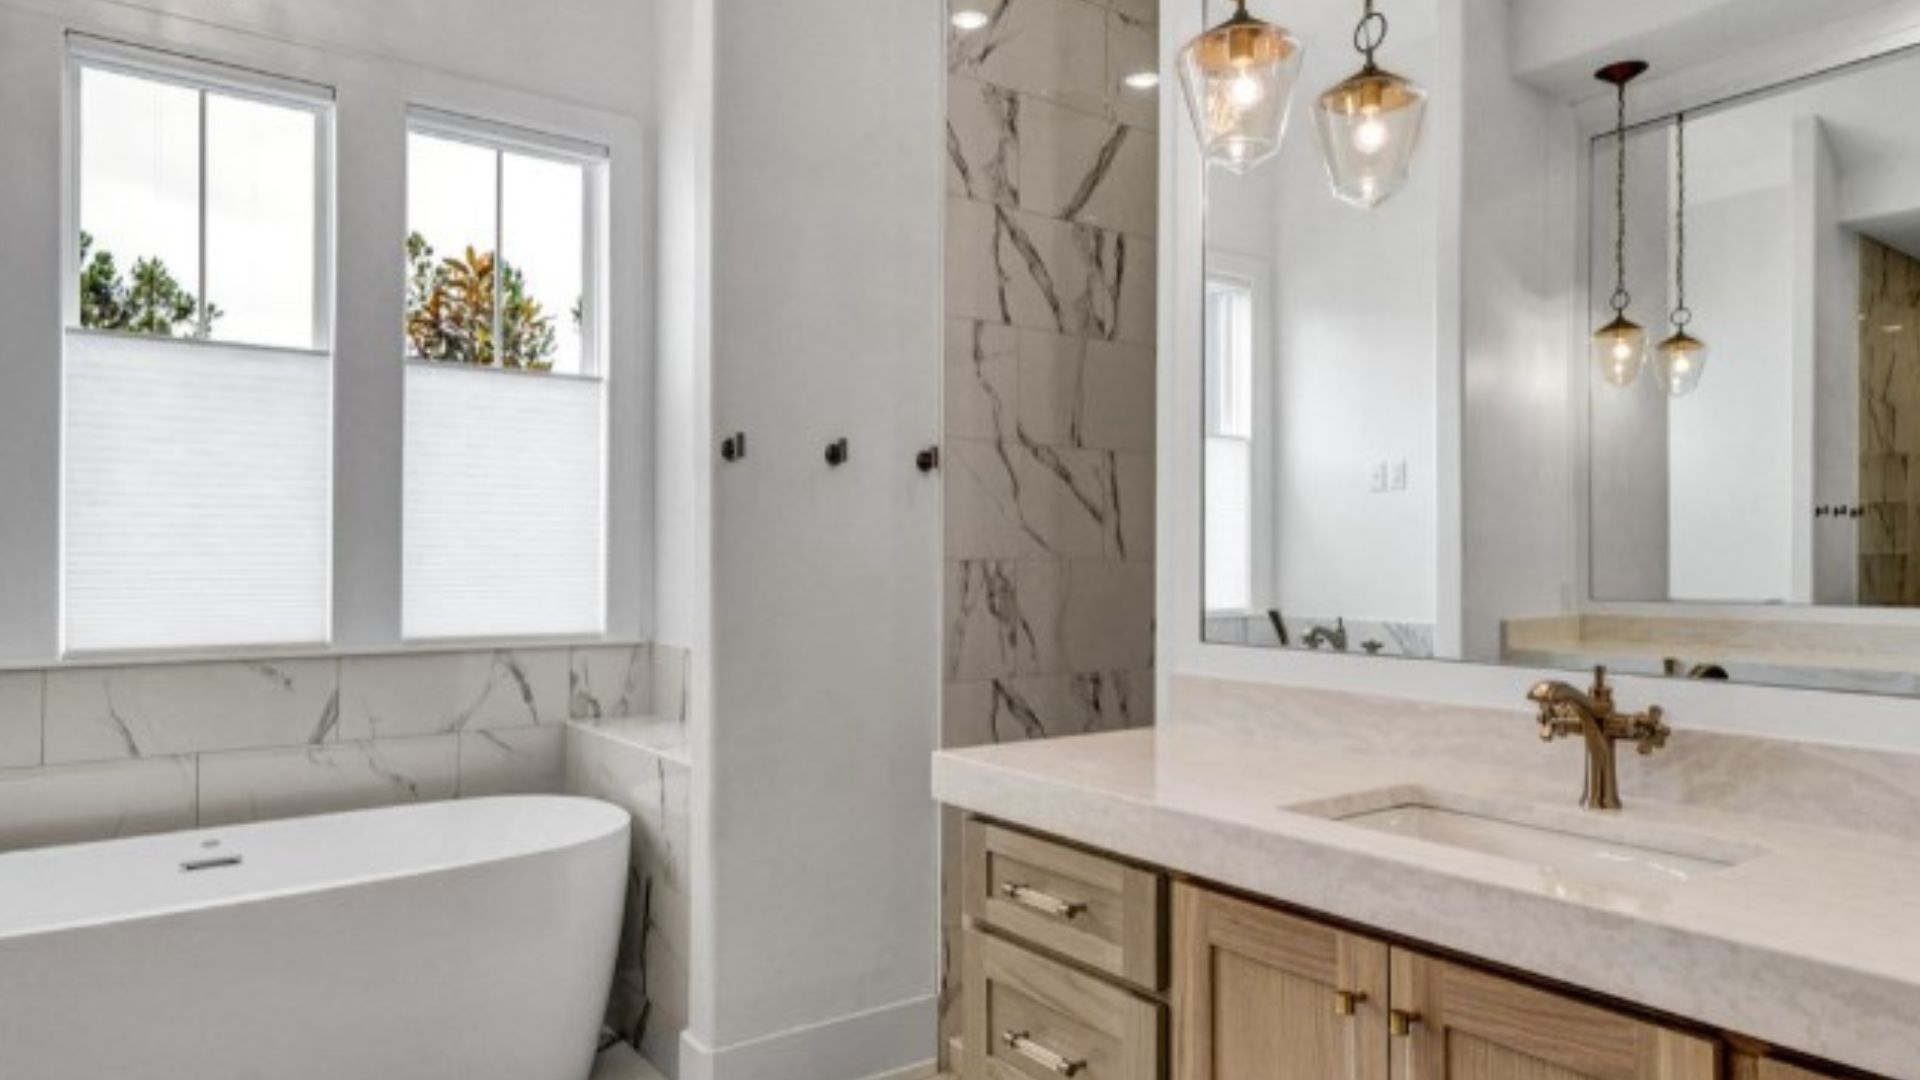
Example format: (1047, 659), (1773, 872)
(934, 723), (1920, 1078)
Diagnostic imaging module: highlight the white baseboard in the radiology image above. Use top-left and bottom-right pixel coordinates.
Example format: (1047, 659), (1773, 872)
(677, 994), (937, 1080)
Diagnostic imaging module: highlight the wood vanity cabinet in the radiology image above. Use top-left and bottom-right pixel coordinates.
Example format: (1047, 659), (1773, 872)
(1173, 882), (1720, 1080)
(961, 818), (1873, 1080)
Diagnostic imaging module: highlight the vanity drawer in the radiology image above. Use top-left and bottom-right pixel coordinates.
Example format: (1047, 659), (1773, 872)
(963, 927), (1163, 1080)
(963, 819), (1165, 990)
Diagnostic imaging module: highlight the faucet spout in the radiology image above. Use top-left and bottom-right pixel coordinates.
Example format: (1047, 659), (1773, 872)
(1526, 666), (1669, 811)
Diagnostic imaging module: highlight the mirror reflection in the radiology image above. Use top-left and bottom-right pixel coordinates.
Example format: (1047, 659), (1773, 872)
(1200, 16), (1920, 697)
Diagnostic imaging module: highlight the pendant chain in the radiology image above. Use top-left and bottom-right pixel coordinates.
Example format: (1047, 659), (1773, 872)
(1612, 82), (1629, 314)
(1672, 114), (1691, 328)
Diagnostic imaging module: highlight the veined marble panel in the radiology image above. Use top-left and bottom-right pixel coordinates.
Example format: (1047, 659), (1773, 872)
(945, 438), (1139, 561)
(651, 645), (691, 729)
(572, 645), (654, 721)
(0, 756), (197, 852)
(0, 672), (42, 769)
(946, 560), (1065, 681)
(944, 198), (1155, 345)
(945, 319), (1018, 442)
(1015, 330), (1155, 452)
(1105, 10), (1159, 131)
(44, 658), (339, 765)
(566, 723), (691, 1078)
(948, 0), (1110, 117)
(943, 668), (1153, 749)
(196, 736), (460, 828)
(338, 649), (568, 740)
(457, 725), (565, 797)
(948, 76), (1019, 206)
(1019, 98), (1154, 237)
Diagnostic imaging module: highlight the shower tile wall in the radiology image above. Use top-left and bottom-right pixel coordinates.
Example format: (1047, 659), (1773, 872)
(941, 0), (1158, 1054)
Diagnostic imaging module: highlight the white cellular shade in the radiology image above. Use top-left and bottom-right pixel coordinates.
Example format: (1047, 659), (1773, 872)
(403, 364), (605, 639)
(63, 332), (333, 653)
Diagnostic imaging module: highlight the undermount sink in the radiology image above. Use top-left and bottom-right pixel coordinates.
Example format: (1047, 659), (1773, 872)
(1290, 787), (1766, 895)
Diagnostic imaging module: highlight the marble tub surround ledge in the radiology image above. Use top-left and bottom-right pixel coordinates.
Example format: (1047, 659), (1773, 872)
(935, 676), (1920, 1077)
(0, 641), (687, 853)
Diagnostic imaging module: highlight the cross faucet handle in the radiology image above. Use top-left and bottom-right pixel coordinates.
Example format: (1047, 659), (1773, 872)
(1631, 705), (1671, 755)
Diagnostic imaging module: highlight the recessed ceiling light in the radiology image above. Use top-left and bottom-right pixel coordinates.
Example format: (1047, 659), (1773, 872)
(1884, 324), (1906, 334)
(1123, 70), (1160, 90)
(950, 9), (990, 31)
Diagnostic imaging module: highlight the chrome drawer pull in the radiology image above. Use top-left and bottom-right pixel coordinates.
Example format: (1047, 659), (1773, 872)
(1001, 1030), (1086, 1076)
(1000, 882), (1088, 920)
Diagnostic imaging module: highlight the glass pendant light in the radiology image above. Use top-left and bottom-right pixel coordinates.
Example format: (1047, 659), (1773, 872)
(1592, 61), (1650, 389)
(1177, 0), (1302, 174)
(1655, 113), (1709, 398)
(1313, 0), (1428, 208)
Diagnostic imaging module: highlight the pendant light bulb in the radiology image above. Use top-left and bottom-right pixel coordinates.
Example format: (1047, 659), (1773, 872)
(1313, 1), (1427, 208)
(1595, 315), (1649, 389)
(1592, 61), (1649, 389)
(1656, 331), (1709, 398)
(1178, 0), (1302, 174)
(1657, 113), (1708, 399)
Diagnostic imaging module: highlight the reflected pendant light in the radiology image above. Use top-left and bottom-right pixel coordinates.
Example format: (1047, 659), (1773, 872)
(1655, 113), (1709, 398)
(1177, 0), (1303, 174)
(1592, 60), (1650, 389)
(1313, 0), (1428, 209)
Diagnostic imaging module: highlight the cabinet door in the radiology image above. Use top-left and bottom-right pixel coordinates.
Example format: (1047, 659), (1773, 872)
(1173, 883), (1389, 1080)
(1389, 950), (1718, 1080)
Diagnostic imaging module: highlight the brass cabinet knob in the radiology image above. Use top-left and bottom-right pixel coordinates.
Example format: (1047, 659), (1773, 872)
(1389, 1008), (1421, 1037)
(1333, 989), (1368, 1016)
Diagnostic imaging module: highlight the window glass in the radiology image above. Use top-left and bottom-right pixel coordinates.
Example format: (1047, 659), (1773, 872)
(405, 131), (500, 364)
(502, 152), (587, 374)
(206, 94), (319, 348)
(78, 67), (201, 335)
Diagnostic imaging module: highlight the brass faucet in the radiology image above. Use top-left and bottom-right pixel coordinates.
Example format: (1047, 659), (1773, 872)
(1526, 666), (1670, 811)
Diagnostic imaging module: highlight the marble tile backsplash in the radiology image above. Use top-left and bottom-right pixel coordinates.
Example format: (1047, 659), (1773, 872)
(941, 0), (1158, 1056)
(0, 642), (689, 854)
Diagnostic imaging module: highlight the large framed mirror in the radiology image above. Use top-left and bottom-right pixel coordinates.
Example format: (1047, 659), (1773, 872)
(1198, 2), (1920, 698)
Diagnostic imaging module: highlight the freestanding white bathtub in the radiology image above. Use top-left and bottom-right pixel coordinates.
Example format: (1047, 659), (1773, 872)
(0, 795), (629, 1080)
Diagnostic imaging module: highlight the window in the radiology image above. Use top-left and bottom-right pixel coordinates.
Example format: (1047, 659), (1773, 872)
(63, 41), (334, 654)
(401, 111), (608, 640)
(1204, 273), (1256, 613)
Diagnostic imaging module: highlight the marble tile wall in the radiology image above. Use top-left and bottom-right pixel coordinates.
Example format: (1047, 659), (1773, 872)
(942, 0), (1159, 1057)
(0, 642), (687, 853)
(566, 721), (691, 1079)
(1861, 238), (1920, 605)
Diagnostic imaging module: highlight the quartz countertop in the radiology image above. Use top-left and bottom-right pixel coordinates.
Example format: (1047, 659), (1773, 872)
(933, 725), (1920, 1078)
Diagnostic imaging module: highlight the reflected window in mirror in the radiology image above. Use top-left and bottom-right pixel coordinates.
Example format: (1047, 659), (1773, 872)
(1204, 271), (1258, 613)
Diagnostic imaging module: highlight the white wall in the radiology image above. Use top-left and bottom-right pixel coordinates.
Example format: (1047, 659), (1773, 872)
(0, 0), (655, 663)
(1667, 184), (1795, 600)
(1803, 118), (1862, 605)
(1585, 129), (1672, 601)
(683, 0), (942, 1075)
(1458, 0), (1578, 662)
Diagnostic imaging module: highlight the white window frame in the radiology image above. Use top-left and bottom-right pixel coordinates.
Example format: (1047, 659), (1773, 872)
(403, 106), (610, 380)
(1203, 251), (1277, 618)
(64, 34), (336, 353)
